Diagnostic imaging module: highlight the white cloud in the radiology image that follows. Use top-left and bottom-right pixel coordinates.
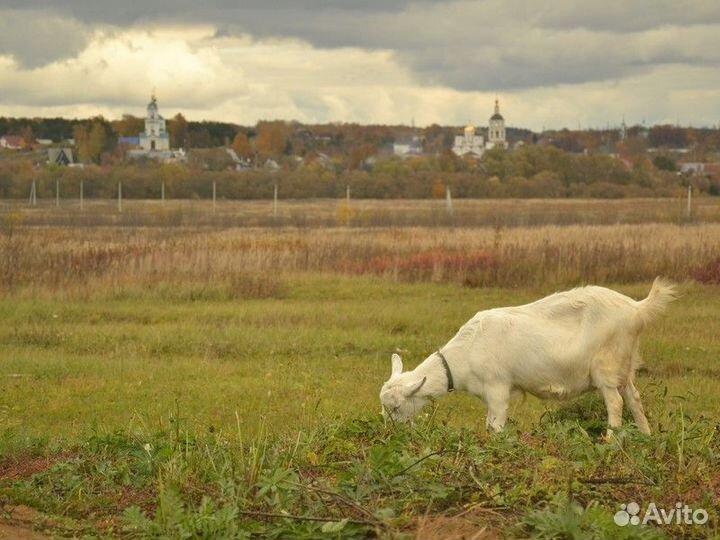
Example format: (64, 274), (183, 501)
(0, 26), (238, 110)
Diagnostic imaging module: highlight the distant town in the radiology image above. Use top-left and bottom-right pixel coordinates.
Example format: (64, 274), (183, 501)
(1, 95), (718, 199)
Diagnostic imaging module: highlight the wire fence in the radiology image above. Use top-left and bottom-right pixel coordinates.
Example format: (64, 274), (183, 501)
(0, 192), (720, 227)
(1, 182), (716, 228)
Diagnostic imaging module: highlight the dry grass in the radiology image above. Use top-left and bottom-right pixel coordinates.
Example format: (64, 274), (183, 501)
(413, 512), (498, 540)
(1, 197), (719, 228)
(1, 223), (719, 294)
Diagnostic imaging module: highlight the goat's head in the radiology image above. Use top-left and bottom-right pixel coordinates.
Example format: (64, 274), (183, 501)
(379, 353), (428, 424)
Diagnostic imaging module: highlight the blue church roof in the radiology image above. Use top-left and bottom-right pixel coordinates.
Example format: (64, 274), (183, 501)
(118, 137), (140, 146)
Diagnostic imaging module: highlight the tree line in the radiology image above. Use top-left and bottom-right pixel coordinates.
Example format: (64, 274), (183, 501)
(0, 145), (705, 200)
(2, 114), (718, 199)
(5, 114), (719, 166)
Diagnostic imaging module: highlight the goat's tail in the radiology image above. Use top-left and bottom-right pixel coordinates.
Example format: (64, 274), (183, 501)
(636, 277), (677, 328)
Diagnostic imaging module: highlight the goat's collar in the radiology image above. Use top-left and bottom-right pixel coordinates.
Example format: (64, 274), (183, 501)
(436, 350), (455, 393)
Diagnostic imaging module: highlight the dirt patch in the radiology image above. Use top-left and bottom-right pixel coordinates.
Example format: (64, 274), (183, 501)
(412, 507), (507, 540)
(0, 454), (74, 482)
(0, 505), (50, 540)
(111, 485), (156, 514)
(88, 486), (156, 536)
(0, 523), (49, 540)
(662, 470), (720, 506)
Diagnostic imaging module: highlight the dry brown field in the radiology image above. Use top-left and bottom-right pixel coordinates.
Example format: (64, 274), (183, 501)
(1, 196), (718, 227)
(2, 221), (719, 294)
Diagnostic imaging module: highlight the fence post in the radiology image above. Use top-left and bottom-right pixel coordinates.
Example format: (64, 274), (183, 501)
(28, 180), (36, 207)
(445, 186), (454, 217)
(273, 183), (278, 220)
(686, 184), (692, 219)
(118, 182), (122, 213)
(161, 181), (165, 204)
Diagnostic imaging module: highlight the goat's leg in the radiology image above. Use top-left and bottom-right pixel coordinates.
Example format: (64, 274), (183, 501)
(485, 385), (510, 432)
(599, 386), (624, 437)
(621, 382), (651, 434)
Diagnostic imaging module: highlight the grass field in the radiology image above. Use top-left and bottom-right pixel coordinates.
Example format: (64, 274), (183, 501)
(1, 216), (719, 538)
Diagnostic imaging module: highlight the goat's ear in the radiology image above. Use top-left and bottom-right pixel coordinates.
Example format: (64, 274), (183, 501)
(406, 377), (427, 397)
(391, 353), (403, 377)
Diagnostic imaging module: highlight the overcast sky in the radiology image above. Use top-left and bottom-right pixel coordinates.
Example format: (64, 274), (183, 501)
(1, 1), (719, 130)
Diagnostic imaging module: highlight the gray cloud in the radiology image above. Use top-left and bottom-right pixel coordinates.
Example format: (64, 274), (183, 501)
(1, 0), (720, 92)
(0, 9), (91, 67)
(533, 0), (720, 33)
(1, 0), (430, 26)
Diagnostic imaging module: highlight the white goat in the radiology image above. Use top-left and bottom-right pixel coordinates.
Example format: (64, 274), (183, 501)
(380, 278), (676, 434)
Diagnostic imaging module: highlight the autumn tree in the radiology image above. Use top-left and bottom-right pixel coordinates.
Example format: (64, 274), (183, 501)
(438, 149), (460, 172)
(431, 178), (446, 198)
(188, 126), (211, 148)
(349, 143), (377, 169)
(231, 132), (253, 158)
(112, 115), (144, 137)
(619, 136), (648, 159)
(168, 113), (189, 149)
(424, 124), (454, 154)
(88, 122), (108, 164)
(160, 162), (191, 195)
(73, 124), (90, 163)
(73, 120), (108, 164)
(653, 155), (677, 172)
(649, 125), (688, 149)
(20, 125), (34, 145)
(255, 122), (289, 157)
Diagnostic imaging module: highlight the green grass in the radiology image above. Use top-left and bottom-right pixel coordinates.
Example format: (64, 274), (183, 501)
(1, 276), (719, 538)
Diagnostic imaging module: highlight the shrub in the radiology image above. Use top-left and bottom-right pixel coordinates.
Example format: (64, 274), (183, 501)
(692, 256), (720, 284)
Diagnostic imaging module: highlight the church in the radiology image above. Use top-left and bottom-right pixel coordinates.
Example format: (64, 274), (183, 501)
(127, 94), (185, 162)
(452, 99), (508, 158)
(138, 94), (170, 152)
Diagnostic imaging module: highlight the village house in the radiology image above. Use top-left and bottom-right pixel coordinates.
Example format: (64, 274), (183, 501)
(393, 135), (424, 158)
(0, 135), (27, 150)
